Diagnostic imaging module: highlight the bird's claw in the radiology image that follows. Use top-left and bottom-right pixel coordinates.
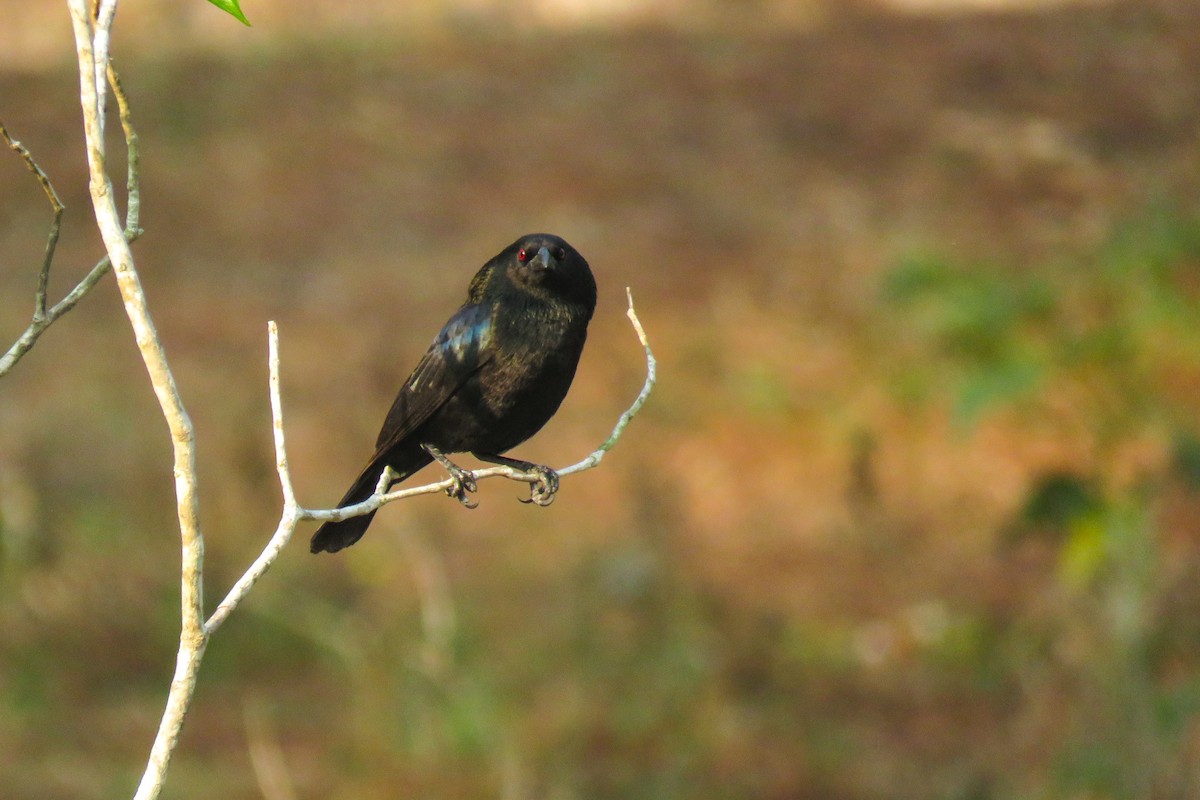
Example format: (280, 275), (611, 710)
(423, 443), (479, 508)
(444, 464), (479, 508)
(518, 466), (559, 507)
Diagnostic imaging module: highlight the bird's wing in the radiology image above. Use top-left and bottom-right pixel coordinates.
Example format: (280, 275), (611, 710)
(372, 302), (495, 452)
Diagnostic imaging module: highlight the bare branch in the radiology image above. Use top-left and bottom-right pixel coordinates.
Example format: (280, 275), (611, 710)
(267, 321), (297, 509)
(0, 120), (64, 321)
(1, 121), (64, 372)
(0, 122), (65, 214)
(91, 0), (118, 136)
(206, 322), (301, 636)
(65, 3), (202, 800)
(558, 287), (655, 477)
(108, 63), (142, 234)
(0, 66), (142, 378)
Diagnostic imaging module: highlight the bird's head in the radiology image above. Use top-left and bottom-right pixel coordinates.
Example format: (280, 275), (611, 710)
(502, 233), (597, 313)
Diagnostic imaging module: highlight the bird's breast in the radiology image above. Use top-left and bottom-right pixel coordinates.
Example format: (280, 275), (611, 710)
(468, 306), (588, 443)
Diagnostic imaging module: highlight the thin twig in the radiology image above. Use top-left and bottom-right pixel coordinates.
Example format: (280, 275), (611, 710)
(558, 287), (655, 476)
(0, 121), (64, 320)
(206, 322), (300, 635)
(1, 121), (65, 371)
(0, 65), (142, 379)
(108, 63), (141, 234)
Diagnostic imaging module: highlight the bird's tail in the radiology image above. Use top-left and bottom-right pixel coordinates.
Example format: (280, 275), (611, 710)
(309, 448), (430, 554)
(309, 466), (384, 554)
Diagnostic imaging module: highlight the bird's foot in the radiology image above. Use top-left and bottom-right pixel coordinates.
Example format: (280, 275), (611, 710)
(470, 452), (561, 507)
(422, 444), (478, 509)
(445, 466), (479, 508)
(519, 465), (560, 507)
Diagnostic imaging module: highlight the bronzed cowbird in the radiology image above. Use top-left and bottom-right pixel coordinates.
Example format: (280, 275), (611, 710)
(310, 233), (597, 554)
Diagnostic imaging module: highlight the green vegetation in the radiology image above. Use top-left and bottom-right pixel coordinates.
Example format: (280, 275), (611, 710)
(880, 210), (1200, 799)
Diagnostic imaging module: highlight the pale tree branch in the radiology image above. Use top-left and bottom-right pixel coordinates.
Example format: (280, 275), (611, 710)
(205, 321), (298, 636)
(559, 287), (655, 477)
(66, 3), (203, 800)
(0, 63), (142, 378)
(91, 0), (118, 134)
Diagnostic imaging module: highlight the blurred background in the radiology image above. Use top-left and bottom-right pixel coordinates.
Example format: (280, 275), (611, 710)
(3, 0), (1200, 797)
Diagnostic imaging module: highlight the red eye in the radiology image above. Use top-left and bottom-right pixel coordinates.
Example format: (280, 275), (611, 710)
(517, 247), (529, 263)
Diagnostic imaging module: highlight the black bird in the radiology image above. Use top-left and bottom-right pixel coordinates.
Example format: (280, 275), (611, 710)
(310, 233), (597, 554)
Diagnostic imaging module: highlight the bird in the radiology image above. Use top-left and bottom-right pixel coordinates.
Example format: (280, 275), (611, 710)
(309, 233), (597, 554)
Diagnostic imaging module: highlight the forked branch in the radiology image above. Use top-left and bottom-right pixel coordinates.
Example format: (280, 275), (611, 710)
(0, 65), (142, 378)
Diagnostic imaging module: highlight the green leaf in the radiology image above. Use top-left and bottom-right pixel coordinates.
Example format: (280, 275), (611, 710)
(207, 0), (250, 25)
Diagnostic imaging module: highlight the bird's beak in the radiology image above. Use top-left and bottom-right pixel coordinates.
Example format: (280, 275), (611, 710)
(530, 246), (554, 272)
